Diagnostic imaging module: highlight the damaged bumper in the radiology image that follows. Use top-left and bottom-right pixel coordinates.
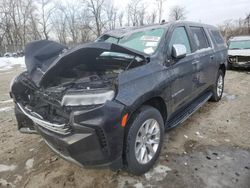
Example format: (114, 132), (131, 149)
(15, 100), (126, 169)
(228, 56), (250, 68)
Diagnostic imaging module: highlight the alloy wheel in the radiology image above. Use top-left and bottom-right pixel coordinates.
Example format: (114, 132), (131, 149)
(134, 119), (160, 164)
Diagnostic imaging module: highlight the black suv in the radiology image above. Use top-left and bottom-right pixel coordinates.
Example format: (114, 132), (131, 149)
(10, 21), (227, 175)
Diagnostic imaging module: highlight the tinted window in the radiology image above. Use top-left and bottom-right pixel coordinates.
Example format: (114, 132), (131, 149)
(210, 30), (225, 45)
(169, 27), (191, 54)
(190, 27), (210, 50)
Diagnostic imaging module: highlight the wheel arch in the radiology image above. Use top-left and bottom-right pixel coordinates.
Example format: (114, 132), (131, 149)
(219, 63), (226, 76)
(125, 96), (168, 130)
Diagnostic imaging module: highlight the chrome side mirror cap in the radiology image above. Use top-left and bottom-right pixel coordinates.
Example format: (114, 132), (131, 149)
(172, 44), (187, 59)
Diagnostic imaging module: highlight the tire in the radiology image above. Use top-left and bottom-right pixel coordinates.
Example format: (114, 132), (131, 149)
(124, 105), (164, 175)
(227, 63), (232, 70)
(210, 69), (224, 102)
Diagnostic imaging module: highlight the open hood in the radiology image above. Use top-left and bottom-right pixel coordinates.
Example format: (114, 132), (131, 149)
(25, 40), (149, 87)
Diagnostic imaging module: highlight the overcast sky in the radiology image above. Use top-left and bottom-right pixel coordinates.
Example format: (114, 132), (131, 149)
(114, 0), (250, 25)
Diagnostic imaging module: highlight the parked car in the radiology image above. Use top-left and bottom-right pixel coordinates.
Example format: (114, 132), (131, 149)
(10, 21), (227, 175)
(4, 52), (12, 57)
(228, 36), (250, 69)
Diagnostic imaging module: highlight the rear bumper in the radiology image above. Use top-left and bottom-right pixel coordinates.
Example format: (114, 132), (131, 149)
(15, 101), (126, 169)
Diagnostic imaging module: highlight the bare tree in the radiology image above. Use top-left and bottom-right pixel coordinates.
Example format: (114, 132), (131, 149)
(38, 0), (54, 39)
(245, 13), (250, 34)
(118, 11), (124, 27)
(145, 9), (157, 24)
(51, 5), (67, 44)
(127, 0), (143, 26)
(156, 0), (166, 23)
(87, 0), (105, 37)
(169, 5), (186, 21)
(105, 4), (117, 30)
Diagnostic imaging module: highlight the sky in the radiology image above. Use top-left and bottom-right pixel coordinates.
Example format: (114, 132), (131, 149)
(114, 0), (250, 25)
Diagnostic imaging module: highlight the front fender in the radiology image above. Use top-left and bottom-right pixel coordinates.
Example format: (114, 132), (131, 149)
(115, 63), (172, 112)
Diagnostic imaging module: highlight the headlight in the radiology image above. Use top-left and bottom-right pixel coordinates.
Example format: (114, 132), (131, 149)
(61, 90), (115, 106)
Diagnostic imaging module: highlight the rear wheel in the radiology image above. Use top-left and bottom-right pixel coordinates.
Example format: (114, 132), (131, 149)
(210, 69), (224, 102)
(124, 105), (164, 175)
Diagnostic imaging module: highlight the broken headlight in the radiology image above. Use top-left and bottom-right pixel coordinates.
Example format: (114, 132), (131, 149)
(61, 90), (115, 106)
(229, 56), (237, 63)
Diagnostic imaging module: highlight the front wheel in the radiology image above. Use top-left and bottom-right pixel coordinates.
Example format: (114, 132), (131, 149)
(210, 69), (224, 102)
(124, 105), (164, 175)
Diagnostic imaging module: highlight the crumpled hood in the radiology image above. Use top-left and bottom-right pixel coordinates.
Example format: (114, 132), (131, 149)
(25, 40), (67, 86)
(228, 49), (250, 56)
(24, 40), (148, 87)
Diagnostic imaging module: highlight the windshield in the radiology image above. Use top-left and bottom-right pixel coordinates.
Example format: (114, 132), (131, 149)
(101, 28), (165, 55)
(229, 40), (250, 50)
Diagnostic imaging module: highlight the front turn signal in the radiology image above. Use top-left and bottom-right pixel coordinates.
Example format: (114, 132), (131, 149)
(121, 113), (129, 127)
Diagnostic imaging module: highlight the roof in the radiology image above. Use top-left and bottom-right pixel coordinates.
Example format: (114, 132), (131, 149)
(229, 36), (250, 41)
(102, 21), (218, 38)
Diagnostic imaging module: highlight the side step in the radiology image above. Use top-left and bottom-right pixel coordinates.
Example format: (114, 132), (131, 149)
(165, 92), (212, 130)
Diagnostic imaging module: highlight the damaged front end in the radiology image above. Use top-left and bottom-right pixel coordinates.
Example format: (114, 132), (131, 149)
(228, 55), (250, 68)
(228, 37), (250, 69)
(10, 40), (148, 168)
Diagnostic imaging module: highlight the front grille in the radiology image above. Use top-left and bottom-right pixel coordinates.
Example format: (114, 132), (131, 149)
(229, 56), (250, 63)
(237, 56), (250, 62)
(17, 103), (70, 135)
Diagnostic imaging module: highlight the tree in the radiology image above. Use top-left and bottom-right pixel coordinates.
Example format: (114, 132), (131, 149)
(105, 4), (117, 30)
(118, 11), (124, 27)
(245, 13), (250, 34)
(38, 0), (54, 40)
(156, 0), (166, 23)
(169, 5), (186, 21)
(87, 0), (105, 37)
(127, 0), (145, 26)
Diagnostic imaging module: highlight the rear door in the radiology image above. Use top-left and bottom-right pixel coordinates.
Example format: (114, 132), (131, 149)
(188, 26), (214, 96)
(167, 25), (198, 114)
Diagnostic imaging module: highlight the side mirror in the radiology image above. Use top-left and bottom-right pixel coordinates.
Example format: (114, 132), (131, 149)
(172, 44), (187, 59)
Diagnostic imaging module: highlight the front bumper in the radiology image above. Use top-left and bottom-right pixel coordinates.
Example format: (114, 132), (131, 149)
(15, 101), (126, 169)
(228, 56), (250, 68)
(228, 61), (250, 68)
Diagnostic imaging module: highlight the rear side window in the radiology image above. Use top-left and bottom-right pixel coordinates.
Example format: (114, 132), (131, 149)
(210, 30), (225, 45)
(190, 27), (210, 50)
(169, 27), (191, 54)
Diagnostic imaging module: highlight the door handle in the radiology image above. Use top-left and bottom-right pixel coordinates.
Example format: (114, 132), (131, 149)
(210, 55), (214, 59)
(192, 60), (199, 65)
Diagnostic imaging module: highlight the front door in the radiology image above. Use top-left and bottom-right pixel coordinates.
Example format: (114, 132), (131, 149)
(167, 26), (198, 114)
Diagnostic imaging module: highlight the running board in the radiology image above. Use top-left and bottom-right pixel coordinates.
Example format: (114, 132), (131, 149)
(165, 92), (212, 130)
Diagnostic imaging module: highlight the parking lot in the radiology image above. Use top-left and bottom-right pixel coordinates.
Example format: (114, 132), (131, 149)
(0, 66), (250, 188)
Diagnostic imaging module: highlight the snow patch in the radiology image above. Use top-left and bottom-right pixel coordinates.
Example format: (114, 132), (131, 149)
(223, 93), (236, 100)
(0, 57), (25, 71)
(144, 164), (171, 181)
(133, 182), (144, 188)
(25, 158), (34, 170)
(0, 164), (17, 172)
(0, 178), (13, 187)
(0, 106), (13, 112)
(0, 99), (13, 104)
